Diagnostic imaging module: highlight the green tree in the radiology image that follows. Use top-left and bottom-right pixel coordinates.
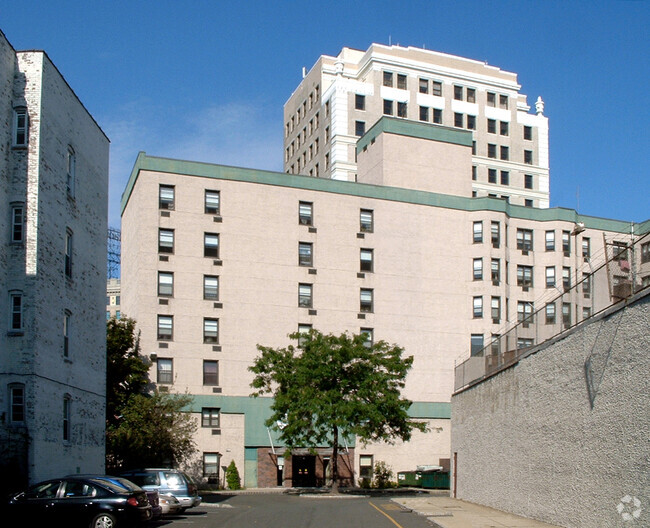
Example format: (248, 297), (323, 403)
(106, 391), (197, 469)
(250, 329), (425, 492)
(225, 460), (242, 490)
(105, 317), (197, 469)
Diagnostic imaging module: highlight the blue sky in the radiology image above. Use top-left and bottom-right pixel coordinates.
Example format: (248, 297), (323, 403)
(2, 1), (648, 227)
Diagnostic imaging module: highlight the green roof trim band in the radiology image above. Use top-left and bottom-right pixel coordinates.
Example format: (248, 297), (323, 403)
(122, 152), (646, 233)
(356, 116), (474, 154)
(184, 395), (450, 447)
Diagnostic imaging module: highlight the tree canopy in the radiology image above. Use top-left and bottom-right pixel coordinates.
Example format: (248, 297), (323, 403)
(106, 317), (196, 470)
(249, 329), (425, 490)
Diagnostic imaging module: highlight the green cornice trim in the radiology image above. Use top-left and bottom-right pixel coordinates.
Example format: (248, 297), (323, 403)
(356, 116), (474, 154)
(121, 152), (647, 233)
(183, 395), (450, 447)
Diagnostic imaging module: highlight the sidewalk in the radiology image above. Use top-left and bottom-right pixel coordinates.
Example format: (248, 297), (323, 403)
(392, 494), (562, 528)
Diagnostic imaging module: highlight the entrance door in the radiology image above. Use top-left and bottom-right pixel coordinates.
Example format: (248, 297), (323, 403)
(292, 455), (316, 487)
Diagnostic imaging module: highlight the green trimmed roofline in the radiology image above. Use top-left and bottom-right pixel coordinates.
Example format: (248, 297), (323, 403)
(122, 152), (647, 233)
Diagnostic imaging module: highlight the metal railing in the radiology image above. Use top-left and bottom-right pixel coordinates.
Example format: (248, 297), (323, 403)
(454, 230), (650, 392)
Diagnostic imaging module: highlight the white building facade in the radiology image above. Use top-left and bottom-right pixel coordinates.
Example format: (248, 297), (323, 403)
(0, 30), (109, 489)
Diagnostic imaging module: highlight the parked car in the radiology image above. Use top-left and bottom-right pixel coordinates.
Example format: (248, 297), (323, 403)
(118, 469), (201, 511)
(158, 493), (182, 515)
(3, 475), (152, 527)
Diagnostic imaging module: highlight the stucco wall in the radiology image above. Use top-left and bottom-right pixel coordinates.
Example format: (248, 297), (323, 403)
(451, 291), (650, 528)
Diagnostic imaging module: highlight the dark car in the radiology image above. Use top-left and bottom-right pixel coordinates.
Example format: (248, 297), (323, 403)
(3, 476), (152, 527)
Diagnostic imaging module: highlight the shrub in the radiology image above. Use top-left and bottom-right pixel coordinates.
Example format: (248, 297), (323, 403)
(225, 460), (241, 490)
(372, 461), (395, 489)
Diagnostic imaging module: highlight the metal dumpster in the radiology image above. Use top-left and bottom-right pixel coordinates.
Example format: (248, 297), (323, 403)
(420, 470), (450, 489)
(397, 471), (422, 487)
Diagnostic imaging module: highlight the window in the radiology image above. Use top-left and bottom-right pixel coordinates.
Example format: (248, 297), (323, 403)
(157, 315), (173, 340)
(203, 318), (219, 343)
(383, 71), (393, 87)
(523, 126), (532, 140)
(487, 119), (496, 134)
(525, 199), (533, 208)
(472, 141), (476, 155)
(546, 303), (556, 324)
(360, 209), (373, 233)
(418, 78), (428, 94)
(433, 108), (442, 124)
(299, 284), (312, 308)
(499, 95), (508, 109)
(562, 267), (571, 291)
(473, 258), (483, 280)
(396, 74), (407, 90)
(562, 231), (571, 256)
(473, 221), (483, 243)
(202, 275), (219, 300)
(488, 169), (497, 184)
(204, 233), (220, 258)
(518, 338), (534, 349)
(453, 85), (463, 100)
(487, 92), (496, 107)
(10, 292), (22, 331)
(583, 307), (592, 320)
(355, 121), (365, 137)
(545, 230), (555, 251)
(419, 106), (429, 121)
(360, 289), (373, 313)
(523, 174), (534, 190)
(205, 190), (220, 214)
(65, 230), (73, 278)
(582, 238), (591, 259)
(155, 358), (172, 384)
(517, 265), (533, 288)
(466, 88), (476, 103)
(360, 249), (373, 272)
(355, 94), (365, 110)
(583, 273), (592, 295)
(203, 360), (219, 385)
(491, 222), (500, 248)
(641, 242), (650, 264)
(360, 328), (373, 347)
(524, 150), (533, 165)
(518, 301), (534, 324)
(397, 102), (407, 118)
(157, 272), (173, 297)
(9, 384), (25, 423)
(10, 204), (24, 243)
(491, 297), (501, 323)
(472, 166), (477, 181)
(562, 303), (571, 328)
(203, 453), (220, 477)
(545, 266), (556, 288)
(13, 108), (28, 146)
(487, 144), (497, 158)
(63, 395), (71, 441)
(473, 296), (483, 318)
(159, 185), (174, 210)
(454, 112), (463, 128)
(500, 171), (509, 186)
(158, 229), (174, 254)
(491, 259), (500, 284)
(466, 115), (476, 130)
(359, 454), (374, 479)
(516, 229), (533, 252)
(66, 146), (76, 198)
(500, 146), (509, 160)
(299, 242), (313, 267)
(612, 241), (628, 261)
(432, 81), (442, 96)
(63, 311), (70, 357)
(299, 201), (313, 225)
(297, 324), (312, 347)
(470, 334), (484, 356)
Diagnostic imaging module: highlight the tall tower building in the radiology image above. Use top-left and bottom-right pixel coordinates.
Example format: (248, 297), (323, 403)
(284, 44), (549, 208)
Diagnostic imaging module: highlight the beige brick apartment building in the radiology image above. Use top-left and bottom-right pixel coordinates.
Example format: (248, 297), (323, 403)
(0, 30), (109, 487)
(121, 108), (647, 486)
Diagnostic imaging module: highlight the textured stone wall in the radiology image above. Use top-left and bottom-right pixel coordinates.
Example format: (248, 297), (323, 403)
(451, 292), (650, 528)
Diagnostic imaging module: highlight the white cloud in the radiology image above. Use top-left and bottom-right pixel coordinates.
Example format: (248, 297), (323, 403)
(101, 99), (282, 228)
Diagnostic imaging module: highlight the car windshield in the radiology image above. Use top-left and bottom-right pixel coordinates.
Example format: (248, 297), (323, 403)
(122, 473), (160, 486)
(89, 477), (140, 493)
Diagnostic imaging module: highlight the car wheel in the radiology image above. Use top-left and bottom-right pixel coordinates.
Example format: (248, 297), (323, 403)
(179, 507), (187, 513)
(90, 513), (117, 528)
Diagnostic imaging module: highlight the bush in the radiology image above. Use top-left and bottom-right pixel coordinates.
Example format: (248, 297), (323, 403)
(225, 460), (241, 490)
(372, 461), (395, 489)
(359, 477), (371, 489)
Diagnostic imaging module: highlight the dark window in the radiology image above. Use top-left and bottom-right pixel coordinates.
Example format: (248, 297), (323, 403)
(355, 94), (365, 110)
(488, 169), (497, 184)
(63, 311), (70, 357)
(500, 146), (509, 160)
(63, 396), (71, 441)
(487, 144), (497, 158)
(525, 199), (533, 207)
(203, 360), (219, 385)
(467, 115), (476, 130)
(419, 106), (429, 121)
(500, 171), (509, 185)
(454, 113), (463, 128)
(517, 229), (533, 252)
(433, 108), (442, 124)
(487, 119), (496, 134)
(454, 86), (463, 100)
(203, 318), (219, 343)
(523, 126), (532, 140)
(158, 229), (174, 253)
(517, 265), (533, 287)
(470, 334), (483, 356)
(499, 95), (508, 109)
(524, 174), (534, 189)
(205, 190), (220, 214)
(562, 231), (571, 255)
(546, 303), (556, 325)
(65, 230), (73, 278)
(202, 408), (220, 427)
(355, 121), (365, 137)
(10, 293), (22, 331)
(397, 74), (407, 90)
(383, 71), (393, 87)
(500, 121), (509, 136)
(360, 248), (373, 272)
(487, 92), (496, 107)
(360, 209), (373, 233)
(383, 99), (393, 115)
(466, 88), (476, 103)
(524, 150), (533, 164)
(299, 283), (312, 308)
(204, 233), (220, 258)
(397, 102), (407, 118)
(11, 204), (24, 243)
(299, 242), (313, 266)
(360, 289), (373, 313)
(13, 108), (28, 146)
(472, 166), (477, 181)
(9, 384), (25, 423)
(418, 78), (428, 94)
(432, 81), (442, 96)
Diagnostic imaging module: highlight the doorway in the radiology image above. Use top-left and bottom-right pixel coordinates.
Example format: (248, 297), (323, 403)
(292, 455), (316, 487)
